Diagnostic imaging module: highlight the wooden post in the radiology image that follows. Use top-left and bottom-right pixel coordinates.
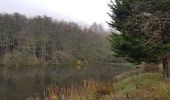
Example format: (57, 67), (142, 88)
(167, 58), (170, 78)
(163, 59), (166, 79)
(163, 58), (170, 79)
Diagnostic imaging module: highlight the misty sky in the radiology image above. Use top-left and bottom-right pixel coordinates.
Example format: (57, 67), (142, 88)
(0, 0), (111, 28)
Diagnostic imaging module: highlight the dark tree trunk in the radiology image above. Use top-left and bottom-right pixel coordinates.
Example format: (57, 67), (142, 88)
(163, 58), (170, 79)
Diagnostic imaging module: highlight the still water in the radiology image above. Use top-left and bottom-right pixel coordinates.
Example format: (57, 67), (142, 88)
(0, 64), (132, 100)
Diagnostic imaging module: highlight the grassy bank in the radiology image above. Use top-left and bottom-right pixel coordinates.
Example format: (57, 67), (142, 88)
(33, 68), (170, 100)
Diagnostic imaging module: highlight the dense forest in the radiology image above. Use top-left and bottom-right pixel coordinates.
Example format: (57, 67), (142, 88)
(0, 12), (114, 66)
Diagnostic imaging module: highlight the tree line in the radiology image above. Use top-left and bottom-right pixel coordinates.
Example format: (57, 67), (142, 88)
(0, 12), (113, 66)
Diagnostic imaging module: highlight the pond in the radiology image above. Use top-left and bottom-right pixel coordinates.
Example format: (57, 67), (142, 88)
(0, 63), (132, 100)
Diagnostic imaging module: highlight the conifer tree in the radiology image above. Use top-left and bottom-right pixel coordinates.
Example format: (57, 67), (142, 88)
(108, 0), (170, 79)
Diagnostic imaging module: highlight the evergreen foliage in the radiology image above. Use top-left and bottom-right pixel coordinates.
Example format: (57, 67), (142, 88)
(108, 0), (170, 64)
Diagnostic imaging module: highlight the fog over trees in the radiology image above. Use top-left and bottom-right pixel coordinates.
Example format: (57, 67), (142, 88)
(0, 12), (113, 66)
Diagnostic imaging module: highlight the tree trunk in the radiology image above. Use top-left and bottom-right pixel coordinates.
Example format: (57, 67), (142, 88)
(163, 58), (170, 79)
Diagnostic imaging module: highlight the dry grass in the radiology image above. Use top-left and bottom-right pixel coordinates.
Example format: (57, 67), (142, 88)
(44, 80), (115, 100)
(28, 68), (170, 100)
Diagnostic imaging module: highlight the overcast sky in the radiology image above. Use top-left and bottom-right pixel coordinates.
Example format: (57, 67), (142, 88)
(0, 0), (111, 28)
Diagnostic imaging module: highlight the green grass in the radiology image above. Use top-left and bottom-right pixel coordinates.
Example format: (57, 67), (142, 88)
(115, 73), (162, 94)
(107, 70), (170, 100)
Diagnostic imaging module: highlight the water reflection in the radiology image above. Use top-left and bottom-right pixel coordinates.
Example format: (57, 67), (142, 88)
(0, 64), (132, 100)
